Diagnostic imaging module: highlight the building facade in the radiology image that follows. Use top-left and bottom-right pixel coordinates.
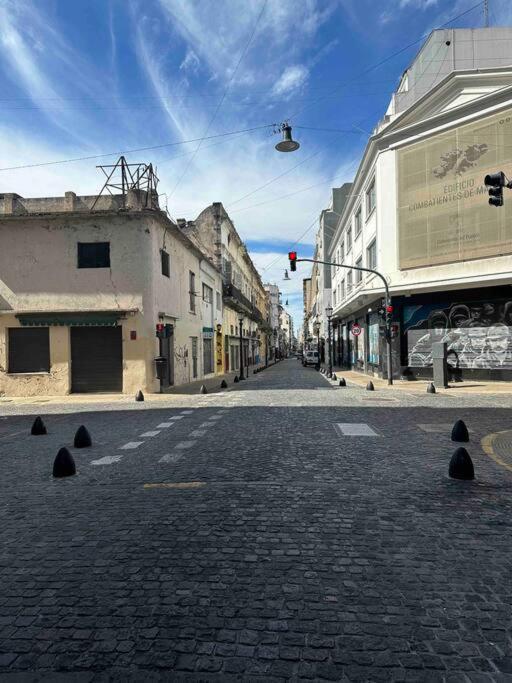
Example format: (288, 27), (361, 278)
(181, 203), (271, 376)
(0, 188), (223, 396)
(325, 27), (512, 381)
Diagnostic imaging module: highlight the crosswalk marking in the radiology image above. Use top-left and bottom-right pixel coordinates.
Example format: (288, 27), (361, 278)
(119, 441), (144, 450)
(334, 423), (379, 436)
(189, 429), (206, 437)
(140, 430), (160, 437)
(91, 455), (123, 465)
(169, 415), (184, 421)
(156, 422), (175, 428)
(181, 410), (194, 415)
(175, 440), (196, 450)
(199, 422), (215, 428)
(159, 453), (182, 464)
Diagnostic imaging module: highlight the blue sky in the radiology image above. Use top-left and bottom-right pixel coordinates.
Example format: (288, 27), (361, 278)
(0, 0), (511, 328)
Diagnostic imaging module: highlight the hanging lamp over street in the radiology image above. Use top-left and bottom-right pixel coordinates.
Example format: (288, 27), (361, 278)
(275, 123), (300, 152)
(283, 269), (290, 280)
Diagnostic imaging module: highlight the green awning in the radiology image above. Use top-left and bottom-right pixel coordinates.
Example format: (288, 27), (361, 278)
(16, 312), (123, 327)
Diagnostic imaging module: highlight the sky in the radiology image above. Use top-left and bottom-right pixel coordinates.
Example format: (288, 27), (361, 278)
(0, 0), (511, 330)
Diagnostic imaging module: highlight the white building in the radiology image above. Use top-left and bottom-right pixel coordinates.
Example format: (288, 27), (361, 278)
(327, 27), (512, 382)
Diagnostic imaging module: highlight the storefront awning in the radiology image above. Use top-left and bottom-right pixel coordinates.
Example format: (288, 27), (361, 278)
(16, 312), (125, 327)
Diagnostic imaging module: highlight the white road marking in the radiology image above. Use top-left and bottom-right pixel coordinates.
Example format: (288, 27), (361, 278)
(199, 422), (215, 428)
(91, 455), (123, 466)
(209, 415), (223, 420)
(175, 440), (196, 449)
(156, 422), (174, 428)
(418, 423), (473, 434)
(159, 453), (182, 464)
(189, 429), (206, 437)
(181, 410), (194, 415)
(334, 423), (379, 436)
(169, 415), (184, 421)
(140, 430), (161, 437)
(119, 441), (144, 450)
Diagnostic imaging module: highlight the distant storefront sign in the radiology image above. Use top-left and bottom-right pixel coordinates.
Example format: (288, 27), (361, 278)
(397, 108), (512, 269)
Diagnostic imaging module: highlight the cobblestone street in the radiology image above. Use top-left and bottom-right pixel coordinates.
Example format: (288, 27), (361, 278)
(1, 359), (512, 681)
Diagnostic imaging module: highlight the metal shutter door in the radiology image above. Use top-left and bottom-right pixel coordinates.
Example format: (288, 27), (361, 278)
(71, 327), (123, 393)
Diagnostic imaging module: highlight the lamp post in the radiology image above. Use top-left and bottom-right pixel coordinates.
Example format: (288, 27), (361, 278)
(238, 316), (245, 380)
(325, 306), (333, 377)
(313, 319), (321, 370)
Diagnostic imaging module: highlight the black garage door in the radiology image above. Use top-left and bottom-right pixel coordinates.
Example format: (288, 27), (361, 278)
(71, 326), (123, 393)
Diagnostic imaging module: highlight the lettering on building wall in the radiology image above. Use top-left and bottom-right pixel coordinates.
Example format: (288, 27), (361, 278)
(397, 108), (512, 268)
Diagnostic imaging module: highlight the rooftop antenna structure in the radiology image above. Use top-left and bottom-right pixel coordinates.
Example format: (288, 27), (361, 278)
(484, 0), (489, 27)
(91, 155), (159, 211)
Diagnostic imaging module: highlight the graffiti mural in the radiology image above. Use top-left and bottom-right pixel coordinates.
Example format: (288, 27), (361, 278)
(404, 300), (512, 370)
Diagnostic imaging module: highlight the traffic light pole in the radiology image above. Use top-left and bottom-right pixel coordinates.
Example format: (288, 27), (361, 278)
(295, 258), (394, 385)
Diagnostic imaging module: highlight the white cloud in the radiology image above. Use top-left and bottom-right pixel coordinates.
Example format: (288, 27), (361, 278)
(180, 48), (200, 74)
(272, 65), (309, 98)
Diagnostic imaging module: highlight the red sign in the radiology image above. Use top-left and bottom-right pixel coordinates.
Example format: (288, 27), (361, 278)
(351, 323), (361, 336)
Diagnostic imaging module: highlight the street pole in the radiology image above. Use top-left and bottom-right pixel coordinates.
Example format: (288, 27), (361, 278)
(297, 258), (393, 385)
(238, 317), (245, 380)
(327, 315), (333, 376)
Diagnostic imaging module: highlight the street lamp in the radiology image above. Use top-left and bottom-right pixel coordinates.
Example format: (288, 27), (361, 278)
(313, 318), (321, 370)
(325, 306), (333, 377)
(238, 315), (245, 380)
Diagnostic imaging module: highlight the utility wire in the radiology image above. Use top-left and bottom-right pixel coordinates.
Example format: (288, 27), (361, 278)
(0, 124), (274, 172)
(287, 1), (485, 122)
(167, 0), (269, 200)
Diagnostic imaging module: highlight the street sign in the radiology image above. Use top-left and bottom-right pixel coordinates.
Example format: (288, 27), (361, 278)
(351, 323), (361, 336)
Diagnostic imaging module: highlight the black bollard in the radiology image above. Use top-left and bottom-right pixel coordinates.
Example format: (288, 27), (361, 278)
(427, 382), (436, 394)
(327, 372), (332, 379)
(366, 381), (375, 391)
(31, 416), (47, 436)
(449, 447), (474, 480)
(53, 447), (76, 478)
(339, 378), (346, 387)
(74, 425), (92, 449)
(332, 373), (337, 381)
(220, 379), (228, 389)
(135, 390), (144, 402)
(233, 376), (239, 383)
(451, 419), (469, 443)
(200, 385), (208, 395)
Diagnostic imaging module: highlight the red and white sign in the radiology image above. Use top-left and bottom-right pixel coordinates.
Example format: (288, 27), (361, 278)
(351, 323), (362, 336)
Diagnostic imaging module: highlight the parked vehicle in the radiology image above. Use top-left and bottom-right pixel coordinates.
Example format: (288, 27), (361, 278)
(302, 350), (319, 367)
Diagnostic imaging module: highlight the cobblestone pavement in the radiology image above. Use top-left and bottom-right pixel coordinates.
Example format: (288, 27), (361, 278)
(1, 359), (512, 682)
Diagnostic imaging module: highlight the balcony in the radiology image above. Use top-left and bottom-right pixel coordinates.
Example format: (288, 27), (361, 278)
(223, 283), (272, 331)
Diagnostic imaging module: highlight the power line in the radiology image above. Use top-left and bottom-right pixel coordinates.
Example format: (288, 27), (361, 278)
(0, 124), (274, 172)
(287, 1), (485, 122)
(167, 0), (269, 200)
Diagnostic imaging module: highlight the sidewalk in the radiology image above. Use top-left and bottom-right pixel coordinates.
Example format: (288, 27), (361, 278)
(326, 366), (512, 395)
(0, 361), (275, 405)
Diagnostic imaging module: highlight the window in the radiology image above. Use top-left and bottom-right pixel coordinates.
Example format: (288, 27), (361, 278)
(367, 239), (377, 270)
(355, 208), (362, 236)
(216, 291), (221, 311)
(77, 242), (110, 268)
(346, 227), (352, 252)
(191, 337), (198, 378)
(347, 272), (352, 292)
(333, 289), (337, 307)
(202, 283), (213, 304)
(355, 256), (363, 283)
(340, 280), (345, 300)
(340, 242), (344, 261)
(8, 328), (50, 373)
(366, 179), (376, 216)
(189, 271), (196, 313)
(161, 249), (170, 277)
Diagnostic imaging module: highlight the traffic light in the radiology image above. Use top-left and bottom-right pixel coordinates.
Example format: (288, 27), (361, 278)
(289, 251), (297, 271)
(156, 323), (165, 339)
(385, 304), (393, 327)
(485, 172), (505, 207)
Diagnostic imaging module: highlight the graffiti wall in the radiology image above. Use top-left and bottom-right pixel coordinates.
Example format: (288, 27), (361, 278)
(404, 299), (512, 370)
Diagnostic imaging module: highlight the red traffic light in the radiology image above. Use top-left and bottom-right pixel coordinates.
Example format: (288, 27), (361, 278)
(156, 323), (164, 332)
(386, 305), (393, 313)
(288, 251), (297, 271)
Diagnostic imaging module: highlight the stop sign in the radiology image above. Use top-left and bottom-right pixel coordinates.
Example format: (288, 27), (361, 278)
(351, 323), (361, 336)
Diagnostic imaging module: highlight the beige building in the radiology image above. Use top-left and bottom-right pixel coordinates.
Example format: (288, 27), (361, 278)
(0, 187), (223, 396)
(180, 203), (271, 375)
